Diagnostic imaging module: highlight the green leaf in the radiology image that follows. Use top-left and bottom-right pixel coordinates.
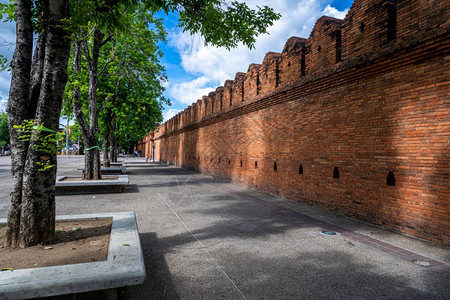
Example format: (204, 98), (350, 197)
(123, 243), (130, 246)
(72, 227), (81, 231)
(1, 267), (13, 271)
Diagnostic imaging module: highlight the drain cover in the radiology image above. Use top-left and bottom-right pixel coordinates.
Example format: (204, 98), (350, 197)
(321, 230), (336, 235)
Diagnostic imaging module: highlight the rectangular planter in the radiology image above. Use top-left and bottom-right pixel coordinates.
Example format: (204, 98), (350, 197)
(55, 175), (129, 195)
(0, 212), (145, 299)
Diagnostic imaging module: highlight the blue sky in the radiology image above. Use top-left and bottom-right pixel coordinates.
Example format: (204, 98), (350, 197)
(0, 0), (354, 121)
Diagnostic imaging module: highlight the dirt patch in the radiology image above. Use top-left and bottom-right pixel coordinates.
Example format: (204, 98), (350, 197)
(0, 218), (111, 271)
(59, 176), (119, 181)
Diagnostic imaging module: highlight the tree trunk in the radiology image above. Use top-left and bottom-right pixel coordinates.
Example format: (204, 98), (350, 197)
(6, 0), (34, 248)
(102, 110), (111, 168)
(84, 137), (101, 180)
(6, 0), (70, 248)
(71, 40), (100, 180)
(110, 113), (118, 162)
(102, 137), (110, 167)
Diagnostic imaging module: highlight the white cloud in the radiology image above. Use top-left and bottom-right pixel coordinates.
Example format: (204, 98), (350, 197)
(168, 76), (217, 105)
(163, 108), (183, 122)
(166, 0), (349, 110)
(322, 5), (350, 19)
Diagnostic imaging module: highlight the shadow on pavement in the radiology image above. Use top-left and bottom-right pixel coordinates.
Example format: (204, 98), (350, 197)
(121, 232), (181, 300)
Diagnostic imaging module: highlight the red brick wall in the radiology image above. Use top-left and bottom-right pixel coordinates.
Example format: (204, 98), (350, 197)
(142, 0), (450, 245)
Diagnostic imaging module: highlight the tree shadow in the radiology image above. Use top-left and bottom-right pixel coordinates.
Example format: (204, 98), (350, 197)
(215, 249), (450, 299)
(120, 232), (180, 300)
(155, 193), (318, 253)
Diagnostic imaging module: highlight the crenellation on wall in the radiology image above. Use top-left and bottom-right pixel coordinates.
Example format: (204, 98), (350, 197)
(181, 109), (187, 128)
(191, 102), (198, 124)
(306, 16), (343, 75)
(185, 106), (192, 125)
(195, 99), (202, 121)
(232, 72), (246, 104)
(259, 52), (282, 95)
(143, 0), (450, 244)
(214, 87), (224, 113)
(279, 37), (307, 87)
(174, 114), (179, 130)
(207, 92), (215, 116)
(201, 96), (209, 118)
(223, 80), (234, 109)
(341, 0), (397, 61)
(397, 0), (449, 44)
(243, 63), (262, 101)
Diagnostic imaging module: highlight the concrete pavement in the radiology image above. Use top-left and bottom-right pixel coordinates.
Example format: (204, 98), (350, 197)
(0, 156), (449, 299)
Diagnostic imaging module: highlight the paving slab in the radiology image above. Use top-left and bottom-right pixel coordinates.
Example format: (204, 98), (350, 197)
(0, 156), (448, 299)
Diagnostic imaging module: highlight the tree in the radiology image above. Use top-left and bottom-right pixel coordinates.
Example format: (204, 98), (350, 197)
(68, 5), (168, 173)
(2, 0), (134, 248)
(4, 0), (71, 248)
(0, 112), (9, 149)
(4, 0), (280, 248)
(98, 8), (168, 166)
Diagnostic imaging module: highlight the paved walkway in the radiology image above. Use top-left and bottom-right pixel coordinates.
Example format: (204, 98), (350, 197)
(0, 156), (449, 299)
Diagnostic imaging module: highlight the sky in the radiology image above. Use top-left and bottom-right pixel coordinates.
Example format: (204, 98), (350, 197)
(0, 0), (354, 122)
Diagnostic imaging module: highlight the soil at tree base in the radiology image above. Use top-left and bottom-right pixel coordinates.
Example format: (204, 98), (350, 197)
(0, 218), (111, 270)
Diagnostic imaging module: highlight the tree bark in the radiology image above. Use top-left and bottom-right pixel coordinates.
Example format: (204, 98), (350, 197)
(6, 0), (34, 248)
(71, 39), (100, 180)
(110, 113), (118, 162)
(6, 0), (70, 248)
(102, 110), (111, 168)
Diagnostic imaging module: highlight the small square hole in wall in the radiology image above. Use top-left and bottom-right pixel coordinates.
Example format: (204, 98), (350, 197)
(359, 22), (365, 32)
(240, 160), (243, 167)
(333, 167), (339, 179)
(386, 171), (396, 186)
(255, 161), (258, 169)
(228, 159), (231, 164)
(299, 164), (303, 174)
(274, 162), (277, 171)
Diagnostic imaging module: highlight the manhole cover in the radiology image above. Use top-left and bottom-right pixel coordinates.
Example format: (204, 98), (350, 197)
(321, 230), (336, 235)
